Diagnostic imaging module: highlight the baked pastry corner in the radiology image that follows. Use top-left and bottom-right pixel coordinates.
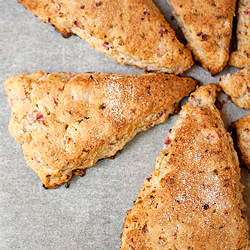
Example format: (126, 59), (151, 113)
(121, 84), (249, 249)
(5, 70), (197, 188)
(166, 0), (236, 75)
(218, 68), (250, 110)
(18, 0), (194, 74)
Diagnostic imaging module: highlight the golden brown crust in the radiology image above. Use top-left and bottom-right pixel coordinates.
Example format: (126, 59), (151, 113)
(218, 68), (250, 110)
(232, 114), (250, 170)
(121, 84), (249, 250)
(166, 0), (236, 75)
(4, 70), (197, 188)
(18, 0), (193, 74)
(229, 0), (250, 68)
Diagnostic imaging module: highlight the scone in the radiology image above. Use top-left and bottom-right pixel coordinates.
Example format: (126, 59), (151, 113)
(232, 114), (250, 170)
(166, 0), (236, 75)
(18, 0), (193, 74)
(121, 84), (249, 249)
(4, 70), (197, 188)
(218, 68), (250, 110)
(229, 0), (250, 68)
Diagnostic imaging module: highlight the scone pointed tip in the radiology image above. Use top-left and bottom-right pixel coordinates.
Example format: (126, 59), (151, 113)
(167, 0), (236, 75)
(188, 84), (220, 106)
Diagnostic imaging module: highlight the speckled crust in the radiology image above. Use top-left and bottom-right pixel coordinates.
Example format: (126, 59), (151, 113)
(17, 0), (193, 74)
(4, 70), (197, 188)
(166, 0), (236, 75)
(232, 114), (250, 171)
(121, 84), (249, 250)
(229, 0), (250, 68)
(218, 68), (250, 110)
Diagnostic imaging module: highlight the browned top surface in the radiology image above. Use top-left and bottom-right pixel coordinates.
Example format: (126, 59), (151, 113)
(4, 70), (197, 178)
(166, 0), (236, 75)
(121, 84), (249, 249)
(18, 0), (193, 73)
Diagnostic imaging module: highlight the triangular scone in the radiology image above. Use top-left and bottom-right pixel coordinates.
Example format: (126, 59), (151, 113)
(121, 84), (249, 249)
(232, 114), (250, 170)
(166, 0), (236, 75)
(18, 0), (193, 74)
(4, 70), (197, 188)
(229, 0), (250, 68)
(218, 68), (250, 110)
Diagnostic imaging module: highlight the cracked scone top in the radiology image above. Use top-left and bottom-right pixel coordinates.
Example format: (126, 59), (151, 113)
(121, 84), (249, 249)
(18, 0), (193, 74)
(4, 70), (197, 188)
(166, 0), (236, 75)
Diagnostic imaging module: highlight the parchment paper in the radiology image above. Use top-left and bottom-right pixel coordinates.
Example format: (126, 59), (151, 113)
(0, 1), (249, 249)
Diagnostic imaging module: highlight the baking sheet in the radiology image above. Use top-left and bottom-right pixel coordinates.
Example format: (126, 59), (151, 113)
(0, 0), (249, 249)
